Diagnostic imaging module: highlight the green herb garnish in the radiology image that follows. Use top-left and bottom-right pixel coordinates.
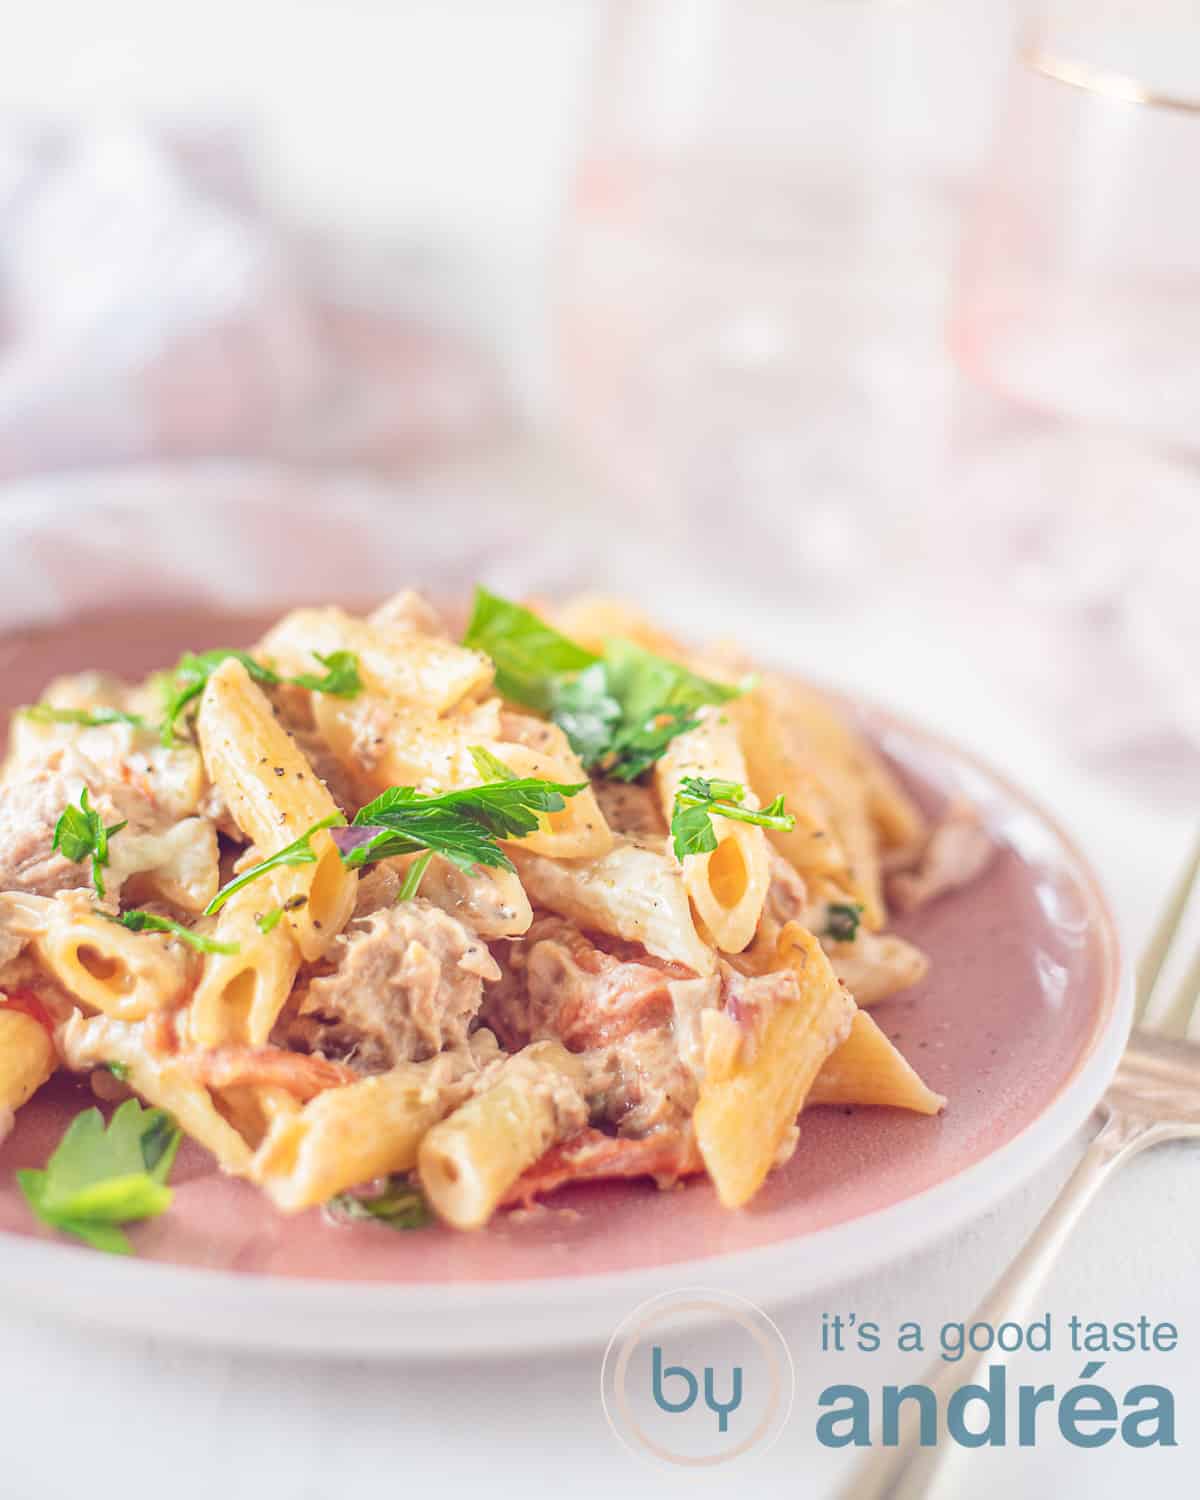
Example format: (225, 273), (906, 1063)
(22, 704), (147, 730)
(462, 587), (741, 780)
(286, 650), (363, 698)
(395, 850), (434, 902)
(17, 1098), (182, 1254)
(52, 787), (127, 899)
(461, 587), (598, 710)
(824, 902), (864, 944)
(159, 648), (363, 745)
(327, 1178), (431, 1231)
(336, 753), (585, 876)
(111, 910), (240, 956)
(204, 813), (346, 917)
(670, 776), (795, 861)
(104, 1061), (130, 1082)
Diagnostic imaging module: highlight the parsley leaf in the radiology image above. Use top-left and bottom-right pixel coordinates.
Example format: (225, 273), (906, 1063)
(17, 1098), (181, 1254)
(204, 813), (346, 917)
(548, 663), (622, 766)
(286, 650), (363, 699)
(158, 647), (364, 745)
(22, 704), (147, 730)
(824, 902), (864, 943)
(670, 776), (796, 861)
(333, 756), (586, 875)
(326, 1178), (431, 1230)
(462, 587), (598, 710)
(52, 787), (127, 899)
(460, 588), (741, 779)
(159, 649), (275, 746)
(111, 910), (240, 956)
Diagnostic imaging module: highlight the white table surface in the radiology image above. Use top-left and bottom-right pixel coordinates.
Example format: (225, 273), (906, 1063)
(1, 567), (1195, 1500)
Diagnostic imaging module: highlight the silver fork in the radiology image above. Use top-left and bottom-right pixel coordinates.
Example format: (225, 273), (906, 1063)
(841, 831), (1200, 1500)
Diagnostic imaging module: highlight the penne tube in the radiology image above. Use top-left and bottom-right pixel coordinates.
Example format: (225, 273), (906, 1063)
(253, 1033), (500, 1211)
(826, 929), (930, 1007)
(655, 711), (770, 954)
(418, 1041), (588, 1230)
(197, 658), (356, 962)
(56, 1013), (254, 1175)
(258, 606), (492, 712)
(510, 839), (714, 976)
(32, 902), (191, 1022)
(693, 924), (855, 1208)
(807, 1010), (944, 1114)
(187, 882), (302, 1047)
(0, 1007), (56, 1139)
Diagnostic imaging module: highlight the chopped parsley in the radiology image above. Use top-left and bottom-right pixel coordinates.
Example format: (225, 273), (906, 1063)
(204, 813), (346, 917)
(670, 776), (795, 861)
(104, 1061), (130, 1082)
(17, 1098), (181, 1254)
(332, 752), (586, 876)
(110, 909), (240, 956)
(22, 704), (147, 730)
(159, 647), (363, 746)
(462, 587), (742, 780)
(824, 902), (864, 943)
(326, 1178), (431, 1231)
(52, 787), (127, 899)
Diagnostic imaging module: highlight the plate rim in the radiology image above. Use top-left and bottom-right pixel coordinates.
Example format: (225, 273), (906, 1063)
(0, 698), (1129, 1357)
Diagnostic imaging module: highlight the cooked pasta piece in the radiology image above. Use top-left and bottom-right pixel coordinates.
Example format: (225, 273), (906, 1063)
(732, 686), (863, 910)
(655, 711), (770, 954)
(510, 839), (715, 976)
(0, 1004), (55, 1141)
(826, 928), (930, 1007)
(187, 882), (302, 1046)
(258, 605), (492, 712)
(808, 1010), (944, 1114)
(253, 1032), (499, 1212)
(56, 1012), (255, 1175)
(19, 893), (192, 1021)
(693, 924), (855, 1208)
(418, 1041), (588, 1229)
(196, 658), (356, 962)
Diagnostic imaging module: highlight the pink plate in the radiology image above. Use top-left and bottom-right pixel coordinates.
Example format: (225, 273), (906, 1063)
(0, 606), (1128, 1357)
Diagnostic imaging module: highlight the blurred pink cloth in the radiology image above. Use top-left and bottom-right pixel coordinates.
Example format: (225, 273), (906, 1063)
(0, 121), (507, 477)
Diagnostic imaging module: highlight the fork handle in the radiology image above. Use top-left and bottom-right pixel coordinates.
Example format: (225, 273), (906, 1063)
(838, 1108), (1172, 1500)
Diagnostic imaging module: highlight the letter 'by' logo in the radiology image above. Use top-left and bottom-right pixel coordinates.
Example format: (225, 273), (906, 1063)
(602, 1289), (794, 1466)
(652, 1345), (744, 1432)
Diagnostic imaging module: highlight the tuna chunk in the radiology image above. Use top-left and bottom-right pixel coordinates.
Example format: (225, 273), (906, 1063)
(584, 1026), (699, 1136)
(293, 898), (500, 1071)
(0, 754), (153, 902)
(481, 916), (688, 1053)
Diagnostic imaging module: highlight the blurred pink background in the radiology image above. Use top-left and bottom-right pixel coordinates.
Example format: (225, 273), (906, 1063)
(0, 0), (1195, 800)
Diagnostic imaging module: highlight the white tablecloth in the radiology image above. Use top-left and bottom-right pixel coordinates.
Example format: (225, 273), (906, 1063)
(2, 563), (1194, 1500)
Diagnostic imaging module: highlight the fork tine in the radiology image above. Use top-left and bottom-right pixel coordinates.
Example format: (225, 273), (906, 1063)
(1136, 829), (1200, 1025)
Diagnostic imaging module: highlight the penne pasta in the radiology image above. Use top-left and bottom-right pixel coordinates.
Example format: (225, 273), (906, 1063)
(510, 839), (714, 976)
(187, 882), (302, 1047)
(0, 1007), (56, 1140)
(0, 584), (983, 1238)
(196, 658), (357, 962)
(693, 924), (855, 1208)
(418, 1041), (588, 1229)
(253, 1033), (499, 1212)
(259, 606), (492, 713)
(808, 1010), (945, 1114)
(655, 711), (770, 954)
